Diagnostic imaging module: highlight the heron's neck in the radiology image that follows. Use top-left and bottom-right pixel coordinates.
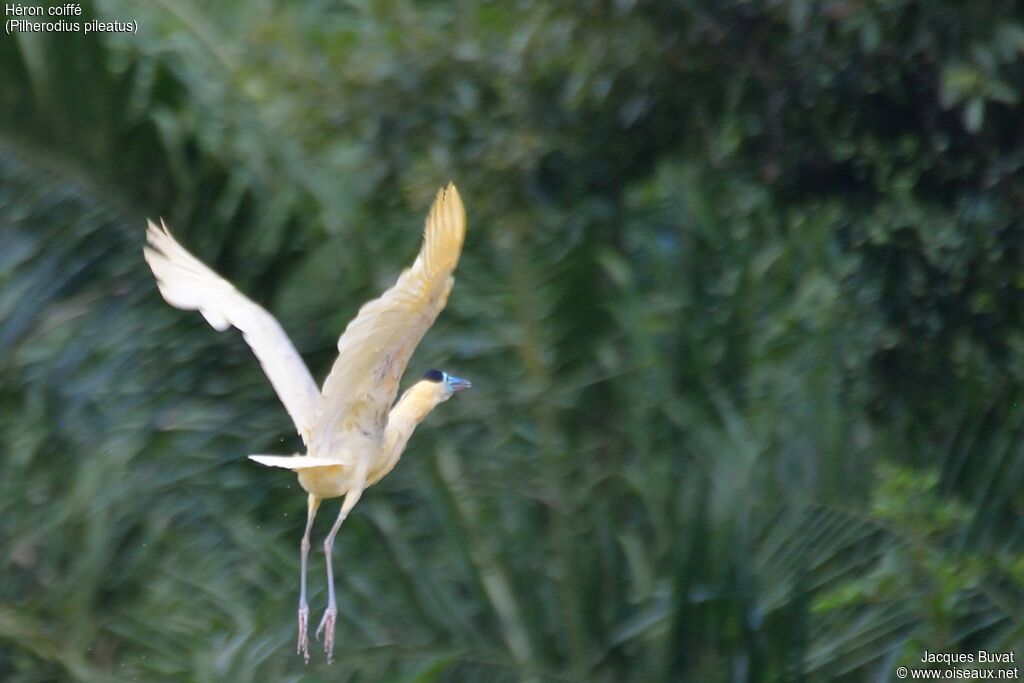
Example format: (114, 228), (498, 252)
(371, 389), (439, 485)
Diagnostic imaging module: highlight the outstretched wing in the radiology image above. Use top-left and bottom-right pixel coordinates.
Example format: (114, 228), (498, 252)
(309, 183), (466, 456)
(144, 221), (320, 444)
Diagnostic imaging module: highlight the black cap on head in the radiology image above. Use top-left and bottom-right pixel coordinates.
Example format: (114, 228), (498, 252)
(422, 369), (445, 383)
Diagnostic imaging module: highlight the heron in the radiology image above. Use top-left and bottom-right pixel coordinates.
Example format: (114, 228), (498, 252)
(143, 184), (470, 663)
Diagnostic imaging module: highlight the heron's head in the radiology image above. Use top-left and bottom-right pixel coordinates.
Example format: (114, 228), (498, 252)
(397, 369), (471, 422)
(419, 368), (472, 404)
(392, 369), (472, 434)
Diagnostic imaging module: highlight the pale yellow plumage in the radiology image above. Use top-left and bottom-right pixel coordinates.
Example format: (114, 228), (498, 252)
(144, 184), (469, 664)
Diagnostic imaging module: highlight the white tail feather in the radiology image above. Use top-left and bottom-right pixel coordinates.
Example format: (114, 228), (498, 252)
(248, 454), (346, 469)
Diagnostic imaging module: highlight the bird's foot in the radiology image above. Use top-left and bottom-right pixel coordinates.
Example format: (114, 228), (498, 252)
(297, 604), (310, 664)
(315, 606), (337, 663)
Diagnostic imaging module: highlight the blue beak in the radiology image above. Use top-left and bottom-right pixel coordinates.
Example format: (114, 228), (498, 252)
(447, 375), (472, 392)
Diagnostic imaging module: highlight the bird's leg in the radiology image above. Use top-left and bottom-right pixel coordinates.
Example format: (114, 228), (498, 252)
(298, 494), (320, 664)
(315, 483), (364, 664)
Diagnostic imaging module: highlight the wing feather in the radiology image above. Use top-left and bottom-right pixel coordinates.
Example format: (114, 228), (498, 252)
(144, 221), (320, 443)
(309, 183), (466, 455)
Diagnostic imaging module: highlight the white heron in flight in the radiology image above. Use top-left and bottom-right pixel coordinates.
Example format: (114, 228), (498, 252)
(143, 184), (470, 663)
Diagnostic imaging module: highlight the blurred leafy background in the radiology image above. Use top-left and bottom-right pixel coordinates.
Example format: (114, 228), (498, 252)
(2, 0), (1024, 680)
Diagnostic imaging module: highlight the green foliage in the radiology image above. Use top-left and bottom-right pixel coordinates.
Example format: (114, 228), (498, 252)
(2, 1), (1024, 681)
(816, 464), (985, 650)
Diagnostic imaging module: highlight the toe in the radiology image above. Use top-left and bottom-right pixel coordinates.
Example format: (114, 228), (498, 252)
(315, 609), (337, 662)
(297, 606), (310, 662)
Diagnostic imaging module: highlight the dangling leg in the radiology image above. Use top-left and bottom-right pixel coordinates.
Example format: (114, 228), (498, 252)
(315, 483), (364, 664)
(297, 494), (320, 663)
